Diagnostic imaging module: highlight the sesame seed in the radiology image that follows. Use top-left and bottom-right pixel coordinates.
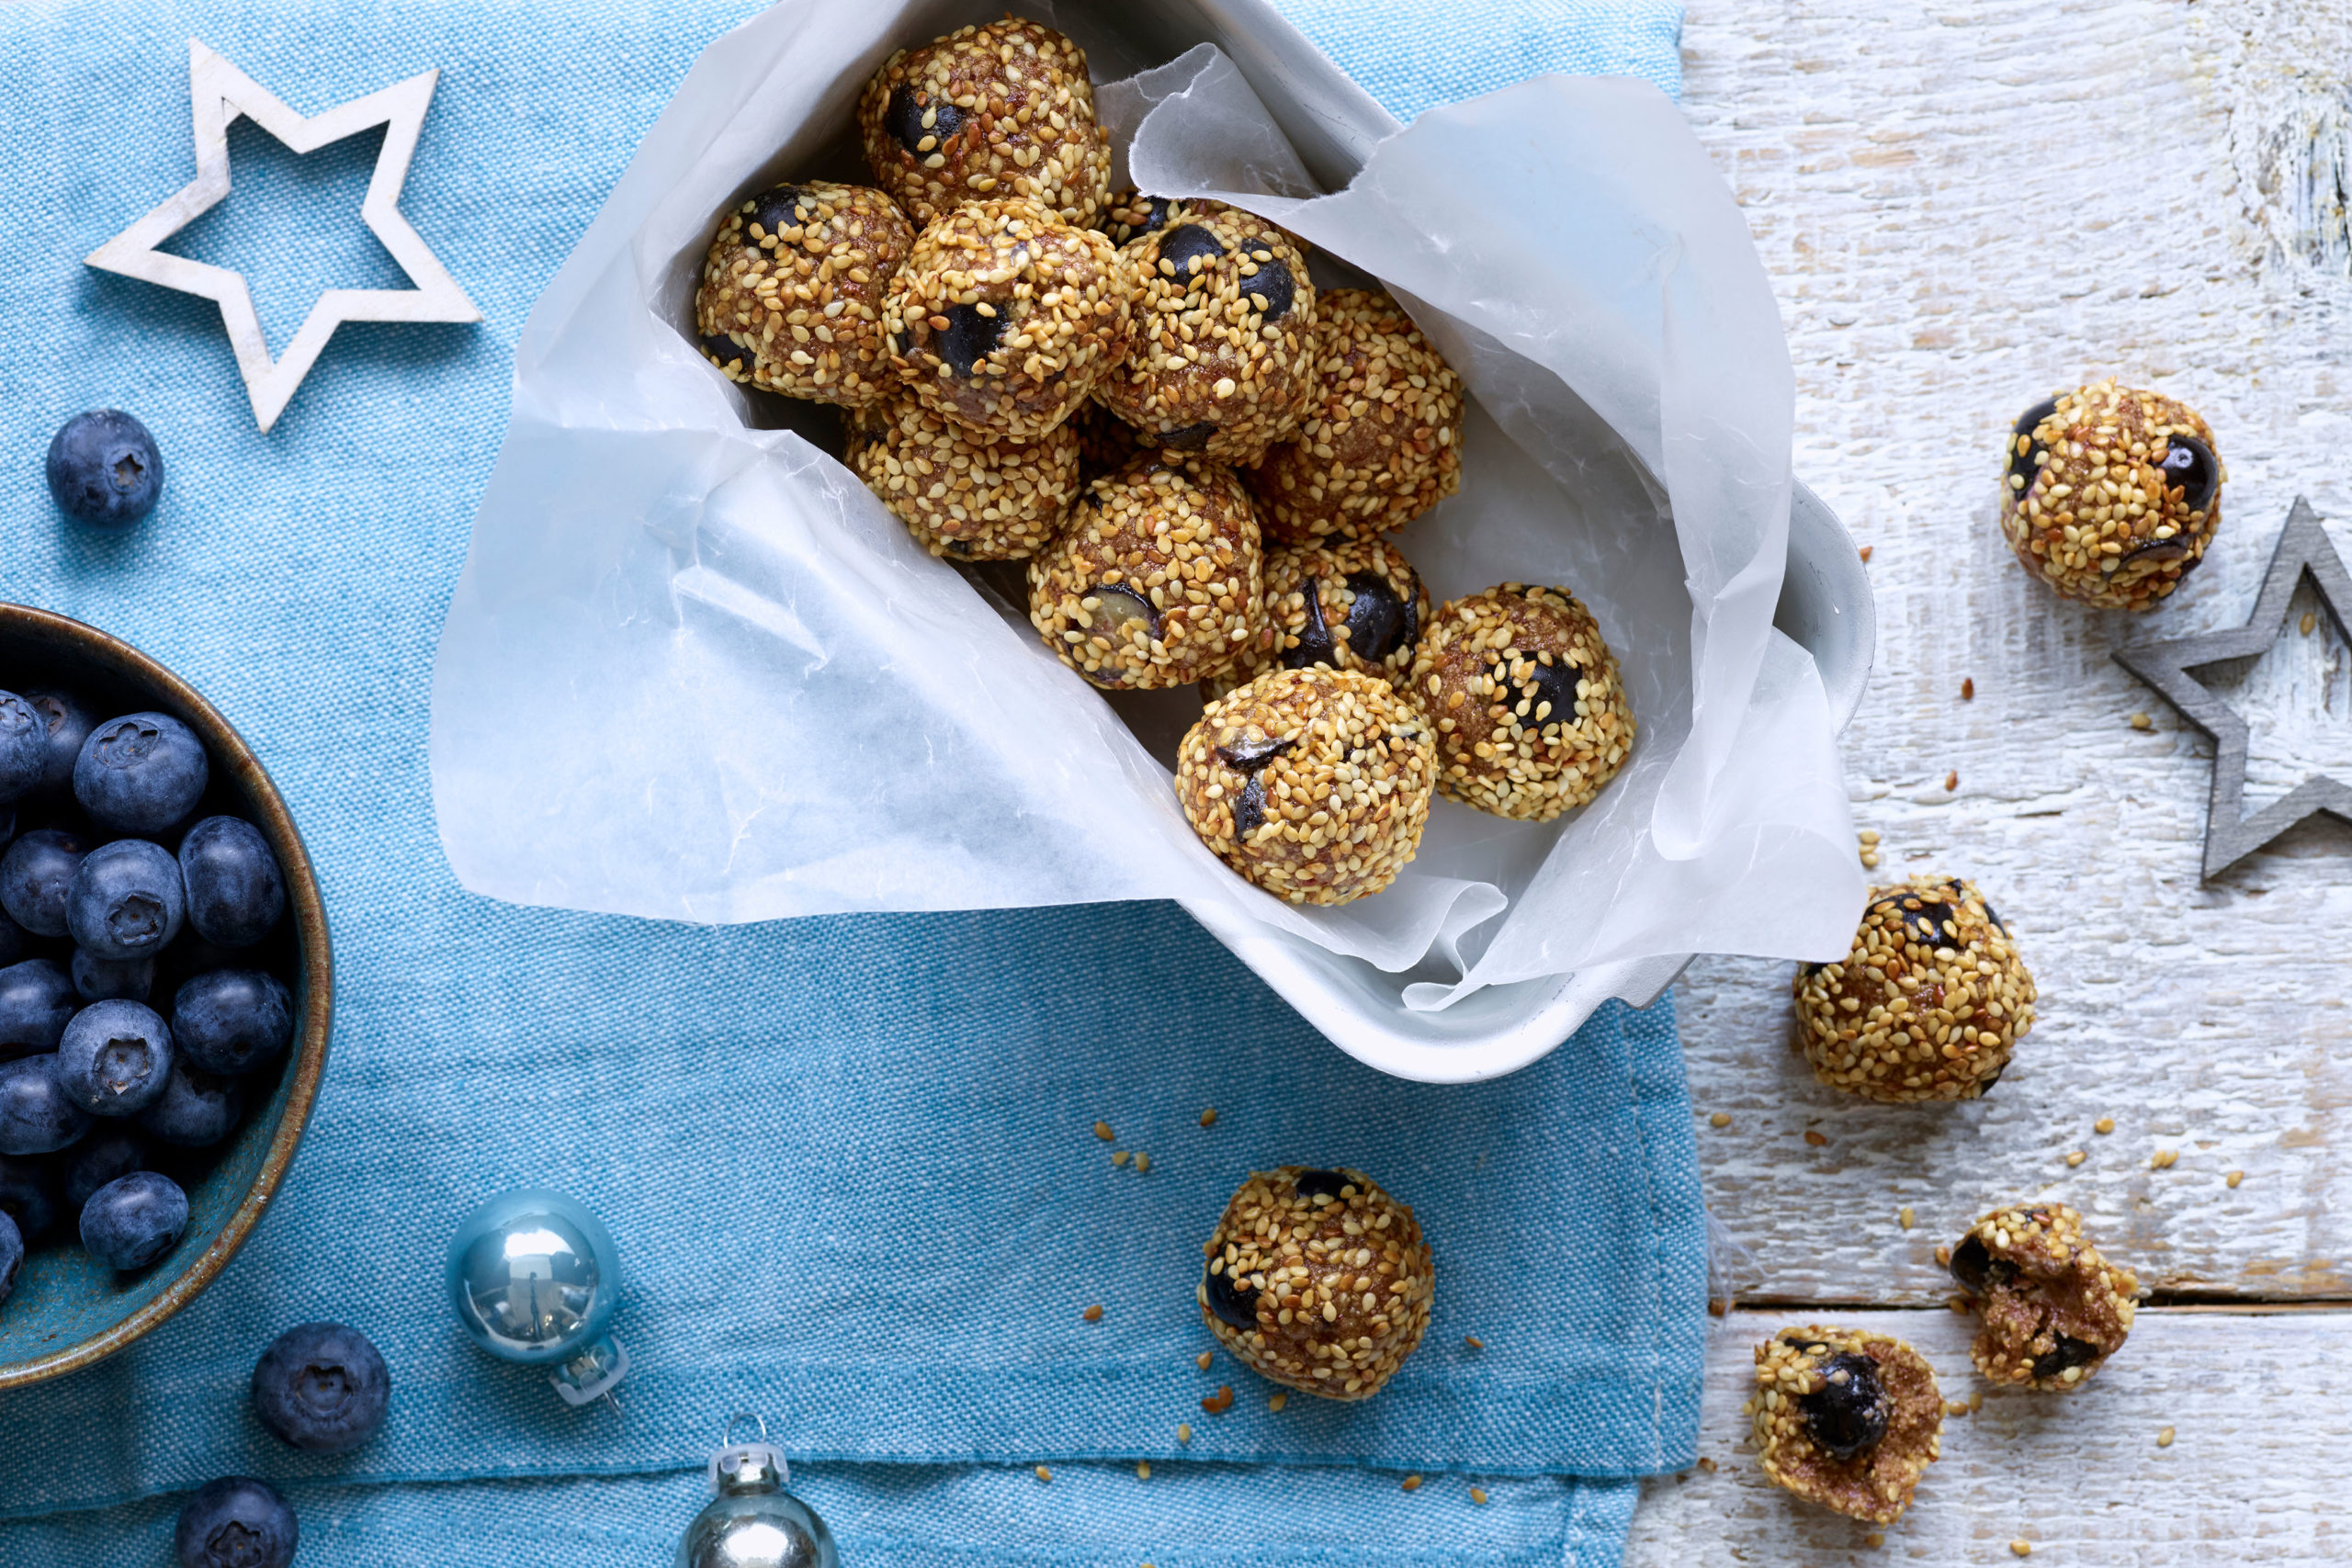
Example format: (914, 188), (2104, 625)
(2011, 1540), (2031, 1557)
(1944, 770), (1959, 791)
(1946, 1399), (1970, 1416)
(2152, 1148), (2178, 1169)
(1865, 1533), (1884, 1548)
(1961, 677), (1974, 700)
(2302, 611), (2318, 636)
(1176, 1423), (1192, 1444)
(2066, 1150), (2086, 1167)
(1696, 1456), (1716, 1472)
(1094, 1121), (1114, 1141)
(1709, 1111), (1731, 1128)
(1113, 1150), (1130, 1166)
(1898, 1207), (1915, 1230)
(1268, 1392), (1286, 1412)
(1136, 1461), (1151, 1480)
(2130, 711), (2154, 730)
(1400, 1474), (1422, 1493)
(1083, 1303), (1102, 1322)
(1136, 1153), (1151, 1173)
(1200, 1108), (1217, 1127)
(2157, 1426), (2176, 1447)
(2227, 1169), (2245, 1188)
(1804, 1130), (1827, 1146)
(2095, 1117), (2116, 1134)
(1470, 1486), (1489, 1505)
(1859, 545), (1873, 561)
(1464, 1336), (1484, 1350)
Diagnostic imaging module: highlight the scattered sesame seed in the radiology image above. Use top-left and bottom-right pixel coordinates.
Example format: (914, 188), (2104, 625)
(2227, 1169), (2245, 1189)
(1195, 1351), (1213, 1371)
(1470, 1486), (1489, 1505)
(1934, 1244), (1952, 1266)
(1858, 829), (1882, 844)
(2011, 1540), (2031, 1557)
(1113, 1150), (1131, 1166)
(1094, 1121), (1114, 1141)
(1860, 850), (1881, 869)
(2157, 1426), (2177, 1447)
(1400, 1474), (1422, 1493)
(1969, 1391), (1983, 1413)
(1804, 1130), (1827, 1146)
(1696, 1456), (1716, 1473)
(1201, 1385), (1234, 1414)
(1136, 1152), (1151, 1173)
(2302, 611), (2318, 636)
(1083, 1303), (1102, 1322)
(1946, 1399), (1971, 1416)
(1035, 1465), (1052, 1483)
(1950, 1294), (1972, 1314)
(2130, 712), (2154, 730)
(1464, 1336), (1484, 1350)
(1859, 545), (1873, 562)
(1268, 1392), (1286, 1413)
(1709, 1111), (1731, 1128)
(2152, 1148), (2178, 1169)
(1865, 1533), (1885, 1548)
(2066, 1150), (2086, 1168)
(1136, 1461), (1151, 1480)
(1961, 677), (1975, 700)
(1176, 1423), (1192, 1444)
(2095, 1117), (2116, 1134)
(1899, 1206), (1916, 1230)
(1944, 770), (1959, 792)
(1200, 1108), (1217, 1127)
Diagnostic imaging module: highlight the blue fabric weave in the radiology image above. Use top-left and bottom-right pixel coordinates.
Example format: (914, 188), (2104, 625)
(0, 0), (1695, 1562)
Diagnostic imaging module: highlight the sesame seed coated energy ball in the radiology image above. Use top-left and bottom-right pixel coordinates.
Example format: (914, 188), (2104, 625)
(1950, 1204), (2137, 1393)
(694, 182), (915, 406)
(1408, 585), (1634, 821)
(1095, 204), (1317, 464)
(1792, 876), (2035, 1104)
(856, 18), (1112, 229)
(1244, 288), (1464, 542)
(1093, 187), (1198, 249)
(2000, 378), (2223, 609)
(1205, 535), (1429, 700)
(847, 398), (1080, 560)
(1027, 457), (1266, 689)
(884, 198), (1134, 441)
(1747, 1325), (1942, 1525)
(1175, 667), (1436, 905)
(1198, 1166), (1433, 1400)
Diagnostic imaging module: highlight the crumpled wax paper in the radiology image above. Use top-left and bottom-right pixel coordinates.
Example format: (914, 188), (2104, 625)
(428, 0), (1867, 1012)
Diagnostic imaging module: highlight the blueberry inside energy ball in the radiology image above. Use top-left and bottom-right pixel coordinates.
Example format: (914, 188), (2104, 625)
(1793, 875), (2035, 1104)
(885, 198), (1134, 440)
(1028, 457), (1266, 689)
(1096, 204), (1317, 464)
(1206, 535), (1430, 700)
(1094, 187), (1196, 250)
(849, 397), (1081, 560)
(695, 182), (915, 407)
(1409, 584), (1634, 822)
(1244, 287), (1465, 542)
(1197, 1165), (1433, 1400)
(1175, 667), (1437, 906)
(1950, 1204), (2137, 1393)
(1747, 1326), (1942, 1525)
(857, 18), (1113, 229)
(1999, 378), (2223, 609)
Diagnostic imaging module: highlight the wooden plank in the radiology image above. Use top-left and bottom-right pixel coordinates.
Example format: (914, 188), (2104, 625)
(1625, 1308), (2346, 1564)
(1670, 0), (2352, 1304)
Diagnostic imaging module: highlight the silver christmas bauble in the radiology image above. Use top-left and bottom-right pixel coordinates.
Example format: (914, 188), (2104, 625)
(446, 1188), (630, 1407)
(680, 1428), (838, 1568)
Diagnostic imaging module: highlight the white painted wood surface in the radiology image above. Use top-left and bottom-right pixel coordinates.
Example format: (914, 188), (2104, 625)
(1644, 0), (2352, 1552)
(1624, 1309), (2345, 1565)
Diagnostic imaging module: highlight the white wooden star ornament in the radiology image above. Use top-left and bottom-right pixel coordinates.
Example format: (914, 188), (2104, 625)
(86, 41), (481, 433)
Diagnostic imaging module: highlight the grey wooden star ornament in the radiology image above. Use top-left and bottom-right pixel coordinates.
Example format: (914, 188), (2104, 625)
(85, 40), (481, 433)
(2115, 497), (2352, 879)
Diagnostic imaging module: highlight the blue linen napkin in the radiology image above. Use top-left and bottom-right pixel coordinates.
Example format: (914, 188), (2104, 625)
(0, 1), (1696, 1562)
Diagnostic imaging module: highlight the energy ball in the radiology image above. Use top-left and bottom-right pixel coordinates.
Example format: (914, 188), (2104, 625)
(1095, 188), (1197, 249)
(885, 198), (1133, 441)
(1206, 536), (1429, 700)
(1747, 1325), (1942, 1525)
(857, 18), (1112, 229)
(1951, 1204), (2137, 1393)
(1408, 585), (1634, 821)
(695, 182), (914, 406)
(1175, 667), (1437, 906)
(2000, 378), (2223, 610)
(1244, 288), (1465, 542)
(1793, 876), (2035, 1104)
(847, 399), (1080, 560)
(1027, 457), (1265, 689)
(1197, 1165), (1433, 1400)
(1096, 204), (1316, 464)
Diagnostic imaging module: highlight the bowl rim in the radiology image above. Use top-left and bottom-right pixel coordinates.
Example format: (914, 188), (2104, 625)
(0, 604), (334, 1389)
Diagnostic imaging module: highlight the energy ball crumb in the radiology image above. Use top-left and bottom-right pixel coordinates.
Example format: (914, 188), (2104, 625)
(1243, 287), (1464, 540)
(1860, 545), (1874, 562)
(848, 397), (1080, 559)
(1865, 1533), (1885, 1548)
(1176, 667), (1437, 906)
(2000, 379), (2222, 610)
(695, 182), (914, 406)
(1950, 1203), (2137, 1392)
(1943, 770), (1959, 792)
(1410, 584), (1634, 822)
(1793, 875), (2035, 1103)
(1197, 1165), (1433, 1400)
(858, 19), (1111, 228)
(1747, 1325), (1942, 1525)
(1205, 535), (1430, 700)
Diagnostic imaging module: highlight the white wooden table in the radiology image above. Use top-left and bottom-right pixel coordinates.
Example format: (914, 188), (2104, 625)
(1631, 0), (2352, 1558)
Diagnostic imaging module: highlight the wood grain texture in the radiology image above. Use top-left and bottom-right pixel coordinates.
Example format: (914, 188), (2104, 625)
(1671, 0), (2352, 1306)
(1624, 1309), (2346, 1565)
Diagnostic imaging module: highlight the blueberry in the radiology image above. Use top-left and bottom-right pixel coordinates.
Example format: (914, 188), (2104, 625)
(699, 332), (749, 374)
(1489, 655), (1583, 734)
(175, 1476), (299, 1568)
(1948, 1234), (2018, 1295)
(936, 303), (1006, 377)
(884, 84), (966, 157)
(1215, 737), (1295, 772)
(1293, 1168), (1350, 1200)
(1089, 582), (1162, 645)
(67, 838), (185, 961)
(138, 1064), (243, 1147)
(0, 913), (25, 969)
(172, 969), (293, 1076)
(746, 183), (810, 240)
(179, 818), (287, 948)
(251, 1321), (392, 1454)
(0, 1055), (93, 1155)
(1280, 579), (1337, 670)
(1232, 775), (1267, 839)
(20, 690), (93, 797)
(63, 1125), (152, 1210)
(46, 410), (164, 527)
(1798, 1350), (1889, 1461)
(1340, 572), (1414, 663)
(1203, 1260), (1258, 1330)
(2159, 434), (2219, 513)
(1242, 257), (1295, 321)
(73, 948), (154, 1002)
(2008, 397), (2055, 487)
(2030, 1334), (2102, 1381)
(0, 1153), (58, 1238)
(0, 1208), (19, 1304)
(80, 1168), (187, 1269)
(1158, 420), (1218, 450)
(0, 694), (45, 805)
(0, 827), (87, 936)
(1157, 223), (1227, 278)
(1871, 891), (1953, 951)
(74, 711), (209, 833)
(0, 958), (77, 1055)
(57, 998), (175, 1116)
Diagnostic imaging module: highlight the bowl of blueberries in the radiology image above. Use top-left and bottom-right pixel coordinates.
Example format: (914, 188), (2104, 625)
(0, 602), (330, 1389)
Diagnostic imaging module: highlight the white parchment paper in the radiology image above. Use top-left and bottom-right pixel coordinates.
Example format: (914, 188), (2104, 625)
(428, 0), (1869, 1012)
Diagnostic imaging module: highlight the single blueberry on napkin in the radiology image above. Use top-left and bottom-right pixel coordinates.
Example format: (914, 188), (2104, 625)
(0, 0), (1697, 1563)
